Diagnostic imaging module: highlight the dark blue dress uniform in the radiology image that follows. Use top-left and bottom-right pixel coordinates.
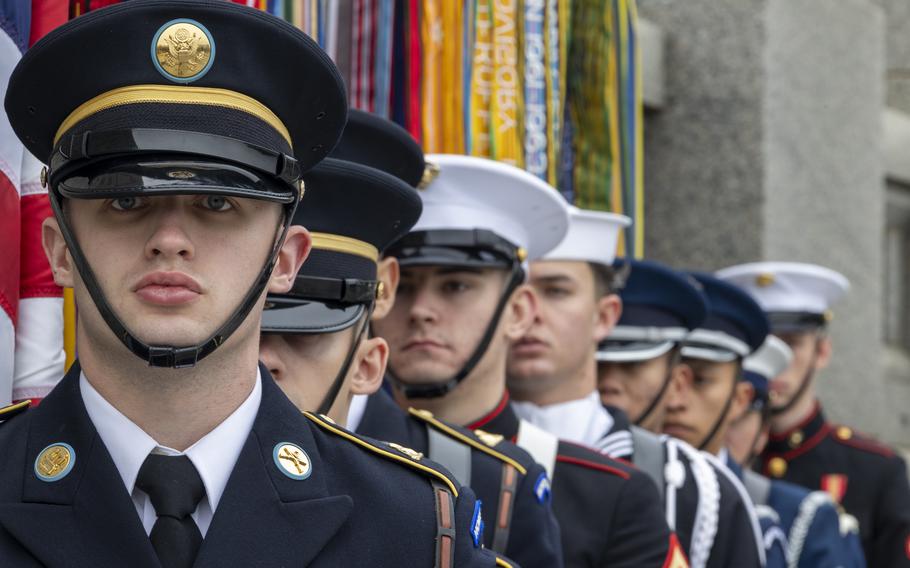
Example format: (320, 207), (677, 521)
(602, 408), (764, 568)
(760, 404), (910, 567)
(357, 390), (564, 568)
(0, 365), (509, 567)
(0, 1), (510, 566)
(461, 396), (687, 568)
(597, 260), (764, 568)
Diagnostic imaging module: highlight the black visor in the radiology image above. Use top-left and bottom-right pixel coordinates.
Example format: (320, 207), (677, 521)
(262, 295), (366, 334)
(56, 157), (296, 203)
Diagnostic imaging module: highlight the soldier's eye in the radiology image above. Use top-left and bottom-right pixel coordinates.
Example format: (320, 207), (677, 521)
(202, 195), (232, 211)
(111, 196), (142, 211)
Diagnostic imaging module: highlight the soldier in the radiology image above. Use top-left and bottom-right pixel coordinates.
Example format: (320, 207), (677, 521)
(506, 220), (763, 568)
(717, 261), (910, 566)
(593, 258), (767, 568)
(259, 109), (562, 567)
(0, 2), (506, 566)
(728, 335), (866, 567)
(372, 154), (686, 567)
(660, 272), (786, 566)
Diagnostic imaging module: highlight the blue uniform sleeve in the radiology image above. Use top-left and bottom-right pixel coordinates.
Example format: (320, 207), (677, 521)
(504, 463), (564, 568)
(453, 485), (522, 567)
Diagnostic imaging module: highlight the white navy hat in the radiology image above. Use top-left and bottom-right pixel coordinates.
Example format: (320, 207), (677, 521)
(543, 206), (631, 266)
(742, 335), (793, 411)
(714, 262), (850, 332)
(743, 335), (793, 383)
(388, 154), (570, 268)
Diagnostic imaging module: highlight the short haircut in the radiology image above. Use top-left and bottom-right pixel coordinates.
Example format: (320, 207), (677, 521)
(589, 262), (617, 299)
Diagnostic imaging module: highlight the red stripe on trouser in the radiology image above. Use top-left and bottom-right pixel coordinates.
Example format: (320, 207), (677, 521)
(19, 194), (60, 299)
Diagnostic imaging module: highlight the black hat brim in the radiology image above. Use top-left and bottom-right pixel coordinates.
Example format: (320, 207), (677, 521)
(261, 299), (365, 334)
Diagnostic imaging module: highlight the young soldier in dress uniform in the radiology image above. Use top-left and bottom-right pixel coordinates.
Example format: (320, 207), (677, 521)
(505, 217), (762, 568)
(594, 258), (767, 568)
(728, 336), (866, 568)
(661, 272), (786, 567)
(258, 109), (561, 567)
(372, 154), (684, 567)
(717, 261), (910, 567)
(0, 3), (506, 566)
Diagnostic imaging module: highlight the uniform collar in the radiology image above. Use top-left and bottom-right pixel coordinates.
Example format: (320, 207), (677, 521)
(345, 393), (369, 431)
(765, 400), (827, 456)
(80, 368), (262, 514)
(466, 392), (521, 438)
(511, 391), (614, 447)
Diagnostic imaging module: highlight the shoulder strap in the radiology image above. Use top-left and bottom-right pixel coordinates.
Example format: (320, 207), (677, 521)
(0, 399), (30, 424)
(629, 426), (665, 500)
(788, 490), (833, 567)
(515, 419), (559, 481)
(303, 411), (458, 496)
(490, 462), (519, 554)
(430, 479), (457, 568)
(743, 470), (772, 507)
(427, 426), (473, 486)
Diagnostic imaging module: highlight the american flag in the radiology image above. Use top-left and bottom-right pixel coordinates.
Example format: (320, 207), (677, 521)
(0, 1), (122, 406)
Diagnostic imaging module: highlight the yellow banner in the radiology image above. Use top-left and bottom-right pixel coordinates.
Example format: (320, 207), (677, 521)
(422, 0), (465, 153)
(490, 0), (522, 166)
(470, 0), (494, 157)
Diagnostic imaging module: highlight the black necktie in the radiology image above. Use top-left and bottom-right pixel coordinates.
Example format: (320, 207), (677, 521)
(136, 454), (206, 568)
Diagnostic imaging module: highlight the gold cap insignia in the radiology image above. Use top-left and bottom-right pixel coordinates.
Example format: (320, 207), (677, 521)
(836, 426), (852, 441)
(517, 247), (528, 263)
(788, 430), (804, 448)
(474, 429), (504, 447)
(153, 19), (215, 83)
(35, 443), (75, 482)
(389, 442), (423, 461)
(824, 310), (834, 323)
(273, 442), (312, 480)
(768, 457), (787, 478)
(756, 273), (775, 287)
(418, 162), (440, 190)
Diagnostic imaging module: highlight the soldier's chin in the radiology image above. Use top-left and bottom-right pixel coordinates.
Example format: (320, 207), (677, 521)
(128, 322), (218, 349)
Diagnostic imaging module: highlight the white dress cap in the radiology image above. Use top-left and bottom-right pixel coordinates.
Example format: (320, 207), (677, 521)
(743, 335), (793, 381)
(543, 205), (631, 266)
(714, 261), (850, 314)
(414, 154), (570, 261)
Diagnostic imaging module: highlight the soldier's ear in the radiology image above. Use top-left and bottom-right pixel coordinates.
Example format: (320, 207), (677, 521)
(730, 381), (754, 422)
(268, 225), (310, 294)
(503, 284), (537, 340)
(593, 293), (622, 343)
(814, 335), (833, 370)
(349, 335), (388, 396)
(372, 257), (400, 321)
(42, 216), (75, 288)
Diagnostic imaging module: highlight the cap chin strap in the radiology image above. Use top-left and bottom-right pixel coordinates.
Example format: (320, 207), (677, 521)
(769, 332), (821, 416)
(389, 263), (524, 399)
(315, 304), (376, 416)
(49, 190), (297, 368)
(633, 347), (680, 427)
(696, 361), (742, 451)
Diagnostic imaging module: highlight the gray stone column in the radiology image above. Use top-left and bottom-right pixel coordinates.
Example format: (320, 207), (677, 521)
(638, 0), (894, 444)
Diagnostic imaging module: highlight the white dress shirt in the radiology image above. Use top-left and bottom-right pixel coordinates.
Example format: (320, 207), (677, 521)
(80, 369), (262, 537)
(346, 393), (369, 432)
(512, 390), (614, 448)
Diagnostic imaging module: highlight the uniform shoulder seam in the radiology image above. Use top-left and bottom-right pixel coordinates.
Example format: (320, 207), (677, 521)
(0, 400), (30, 425)
(555, 453), (632, 479)
(829, 425), (895, 458)
(408, 407), (528, 475)
(303, 411), (459, 496)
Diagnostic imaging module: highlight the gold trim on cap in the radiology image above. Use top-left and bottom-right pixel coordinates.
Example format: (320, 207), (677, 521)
(310, 232), (379, 262)
(54, 84), (291, 147)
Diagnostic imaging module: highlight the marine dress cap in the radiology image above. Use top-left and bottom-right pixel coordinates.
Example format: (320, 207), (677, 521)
(5, 0), (347, 199)
(597, 259), (707, 363)
(543, 206), (630, 266)
(262, 158), (422, 334)
(742, 335), (793, 409)
(329, 109), (425, 188)
(714, 262), (849, 332)
(682, 272), (770, 363)
(388, 154), (570, 268)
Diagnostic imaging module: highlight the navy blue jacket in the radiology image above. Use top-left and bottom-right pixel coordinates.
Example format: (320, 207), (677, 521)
(357, 390), (563, 568)
(0, 363), (508, 567)
(760, 403), (906, 567)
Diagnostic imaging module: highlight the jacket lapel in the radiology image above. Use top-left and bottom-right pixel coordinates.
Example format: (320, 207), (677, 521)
(196, 369), (352, 567)
(0, 363), (158, 567)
